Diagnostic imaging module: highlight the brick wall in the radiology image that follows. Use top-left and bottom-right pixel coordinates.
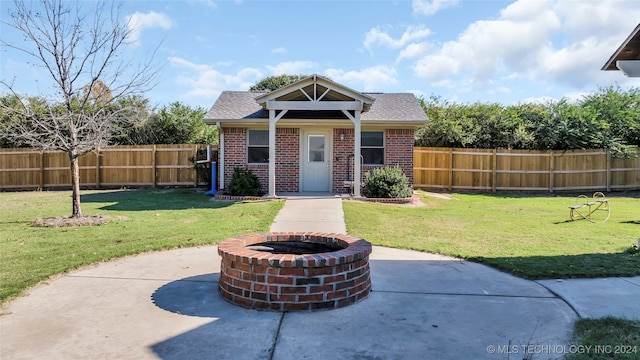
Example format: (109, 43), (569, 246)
(332, 128), (354, 193)
(224, 127), (414, 194)
(332, 128), (415, 192)
(222, 128), (248, 190)
(385, 129), (415, 184)
(222, 127), (299, 193)
(275, 128), (299, 192)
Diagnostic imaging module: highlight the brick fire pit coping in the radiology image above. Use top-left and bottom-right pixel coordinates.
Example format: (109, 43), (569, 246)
(217, 232), (373, 311)
(217, 232), (372, 268)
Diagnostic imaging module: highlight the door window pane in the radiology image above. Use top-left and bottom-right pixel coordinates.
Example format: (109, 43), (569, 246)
(309, 135), (325, 162)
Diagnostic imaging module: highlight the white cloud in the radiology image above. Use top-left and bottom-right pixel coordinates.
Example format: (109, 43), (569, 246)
(412, 0), (640, 91)
(324, 65), (398, 91)
(266, 61), (317, 75)
(520, 96), (556, 105)
(271, 47), (288, 54)
(412, 0), (459, 16)
(126, 11), (174, 45)
(407, 89), (428, 100)
(521, 90), (585, 104)
(168, 56), (262, 100)
(364, 25), (431, 50)
(202, 0), (218, 10)
(397, 42), (430, 63)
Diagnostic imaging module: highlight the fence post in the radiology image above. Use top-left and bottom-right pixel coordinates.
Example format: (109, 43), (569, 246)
(448, 148), (453, 191)
(152, 145), (157, 188)
(40, 149), (45, 190)
(492, 149), (497, 192)
(96, 148), (101, 188)
(606, 149), (611, 192)
(549, 150), (554, 193)
(194, 145), (198, 187)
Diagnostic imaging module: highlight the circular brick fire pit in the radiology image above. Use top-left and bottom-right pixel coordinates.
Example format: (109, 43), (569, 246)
(218, 232), (372, 311)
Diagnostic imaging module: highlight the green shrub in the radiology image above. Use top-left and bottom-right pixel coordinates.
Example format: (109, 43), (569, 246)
(228, 167), (264, 196)
(363, 166), (413, 198)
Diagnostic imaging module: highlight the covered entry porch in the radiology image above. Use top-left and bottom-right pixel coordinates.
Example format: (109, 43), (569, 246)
(254, 75), (374, 197)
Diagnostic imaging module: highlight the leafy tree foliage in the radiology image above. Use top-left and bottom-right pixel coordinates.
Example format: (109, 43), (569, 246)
(0, 94), (33, 147)
(1, 95), (217, 147)
(108, 95), (155, 145)
(581, 86), (640, 156)
(249, 74), (308, 92)
(416, 86), (640, 158)
(145, 102), (216, 145)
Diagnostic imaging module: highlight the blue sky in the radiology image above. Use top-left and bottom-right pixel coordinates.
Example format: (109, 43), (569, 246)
(1, 0), (639, 110)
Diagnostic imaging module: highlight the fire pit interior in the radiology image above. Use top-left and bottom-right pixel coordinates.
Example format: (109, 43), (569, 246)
(218, 233), (372, 311)
(245, 241), (343, 254)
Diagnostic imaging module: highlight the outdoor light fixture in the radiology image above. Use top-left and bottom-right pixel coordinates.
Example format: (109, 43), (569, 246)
(340, 132), (345, 141)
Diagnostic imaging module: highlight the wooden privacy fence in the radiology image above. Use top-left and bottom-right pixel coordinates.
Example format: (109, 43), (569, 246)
(0, 144), (210, 190)
(3, 145), (639, 192)
(414, 147), (640, 192)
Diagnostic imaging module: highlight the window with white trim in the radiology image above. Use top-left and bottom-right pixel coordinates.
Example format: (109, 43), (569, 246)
(308, 135), (325, 162)
(247, 130), (269, 163)
(361, 131), (384, 165)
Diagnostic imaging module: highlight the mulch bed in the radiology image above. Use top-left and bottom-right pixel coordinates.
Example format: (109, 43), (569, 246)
(213, 194), (270, 201)
(32, 215), (111, 228)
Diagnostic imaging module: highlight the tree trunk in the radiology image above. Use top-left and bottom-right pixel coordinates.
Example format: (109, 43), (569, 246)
(70, 154), (82, 218)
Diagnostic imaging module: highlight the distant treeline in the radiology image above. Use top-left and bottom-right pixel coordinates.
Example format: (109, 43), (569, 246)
(416, 86), (640, 158)
(0, 95), (217, 148)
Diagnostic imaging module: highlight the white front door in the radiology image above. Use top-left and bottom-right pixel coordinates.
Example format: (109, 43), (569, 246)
(301, 130), (331, 192)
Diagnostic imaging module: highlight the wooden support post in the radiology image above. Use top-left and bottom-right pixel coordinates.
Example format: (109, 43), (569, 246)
(353, 111), (362, 197)
(268, 110), (276, 197)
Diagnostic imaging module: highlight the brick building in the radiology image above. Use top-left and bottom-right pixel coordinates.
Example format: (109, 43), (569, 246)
(204, 75), (428, 197)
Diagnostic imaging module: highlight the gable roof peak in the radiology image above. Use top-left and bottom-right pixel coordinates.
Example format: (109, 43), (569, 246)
(254, 74), (375, 111)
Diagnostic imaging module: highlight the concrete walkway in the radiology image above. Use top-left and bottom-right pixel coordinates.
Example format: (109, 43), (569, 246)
(270, 194), (347, 234)
(537, 277), (640, 319)
(0, 195), (637, 360)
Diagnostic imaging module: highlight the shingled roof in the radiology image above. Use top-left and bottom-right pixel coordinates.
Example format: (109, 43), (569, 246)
(204, 91), (428, 125)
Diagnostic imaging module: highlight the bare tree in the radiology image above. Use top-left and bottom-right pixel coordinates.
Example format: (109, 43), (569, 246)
(1, 0), (159, 218)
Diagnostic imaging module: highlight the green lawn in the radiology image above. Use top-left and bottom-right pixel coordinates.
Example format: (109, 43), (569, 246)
(2, 189), (638, 355)
(567, 317), (640, 360)
(0, 189), (283, 305)
(344, 191), (640, 279)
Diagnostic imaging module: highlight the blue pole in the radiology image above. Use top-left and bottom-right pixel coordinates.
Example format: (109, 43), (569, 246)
(205, 161), (217, 195)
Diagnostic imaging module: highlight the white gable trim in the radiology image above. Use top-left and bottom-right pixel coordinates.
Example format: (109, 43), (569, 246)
(255, 74), (374, 110)
(264, 100), (364, 111)
(257, 74), (373, 197)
